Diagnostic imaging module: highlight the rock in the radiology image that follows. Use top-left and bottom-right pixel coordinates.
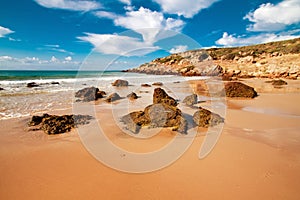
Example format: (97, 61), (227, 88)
(51, 81), (60, 85)
(112, 79), (129, 87)
(224, 82), (258, 98)
(28, 114), (92, 134)
(152, 82), (163, 86)
(75, 87), (105, 102)
(193, 107), (224, 128)
(265, 79), (288, 86)
(141, 84), (151, 87)
(121, 103), (187, 134)
(121, 111), (148, 134)
(153, 88), (178, 106)
(183, 94), (198, 106)
(0, 87), (4, 91)
(27, 82), (39, 88)
(127, 92), (139, 100)
(106, 93), (122, 103)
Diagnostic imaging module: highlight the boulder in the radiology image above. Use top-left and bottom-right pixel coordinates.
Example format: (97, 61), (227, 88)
(112, 79), (129, 87)
(28, 114), (92, 134)
(75, 87), (106, 102)
(106, 93), (122, 103)
(153, 88), (177, 107)
(0, 87), (4, 91)
(121, 103), (187, 134)
(27, 82), (39, 88)
(183, 94), (198, 106)
(193, 107), (224, 128)
(152, 82), (163, 86)
(127, 92), (139, 100)
(224, 82), (258, 98)
(266, 79), (287, 86)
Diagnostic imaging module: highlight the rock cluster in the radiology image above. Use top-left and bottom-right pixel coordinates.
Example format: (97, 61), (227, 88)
(75, 87), (106, 102)
(28, 114), (92, 134)
(121, 88), (187, 134)
(224, 82), (258, 98)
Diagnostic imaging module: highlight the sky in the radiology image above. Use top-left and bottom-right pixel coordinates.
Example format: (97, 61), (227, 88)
(0, 0), (300, 70)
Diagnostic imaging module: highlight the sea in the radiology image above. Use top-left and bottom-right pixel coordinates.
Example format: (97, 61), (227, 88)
(0, 70), (207, 120)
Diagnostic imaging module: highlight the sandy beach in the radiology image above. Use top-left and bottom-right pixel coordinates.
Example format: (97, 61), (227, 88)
(0, 78), (300, 199)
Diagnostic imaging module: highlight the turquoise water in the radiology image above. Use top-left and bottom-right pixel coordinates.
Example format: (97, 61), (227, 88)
(0, 70), (122, 81)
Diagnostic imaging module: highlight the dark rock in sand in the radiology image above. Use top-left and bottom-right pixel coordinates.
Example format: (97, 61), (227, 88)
(0, 87), (4, 91)
(152, 82), (163, 86)
(28, 114), (92, 134)
(224, 82), (258, 98)
(183, 94), (198, 106)
(106, 93), (122, 103)
(153, 88), (178, 107)
(51, 81), (60, 85)
(266, 79), (288, 86)
(112, 79), (129, 87)
(27, 82), (39, 88)
(75, 87), (106, 102)
(127, 92), (139, 100)
(141, 83), (151, 87)
(193, 107), (224, 128)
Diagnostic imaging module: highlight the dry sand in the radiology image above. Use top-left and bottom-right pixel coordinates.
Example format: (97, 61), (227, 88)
(1, 79), (300, 200)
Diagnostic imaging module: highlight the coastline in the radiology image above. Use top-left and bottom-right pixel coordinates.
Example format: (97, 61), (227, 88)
(1, 78), (300, 199)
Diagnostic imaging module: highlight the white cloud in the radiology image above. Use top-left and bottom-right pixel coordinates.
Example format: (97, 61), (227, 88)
(119, 0), (131, 5)
(65, 56), (72, 61)
(78, 33), (159, 56)
(34, 0), (101, 11)
(169, 45), (188, 54)
(244, 0), (300, 31)
(94, 11), (118, 19)
(112, 7), (184, 44)
(153, 0), (220, 18)
(51, 56), (58, 62)
(216, 32), (300, 47)
(0, 56), (14, 61)
(0, 26), (14, 38)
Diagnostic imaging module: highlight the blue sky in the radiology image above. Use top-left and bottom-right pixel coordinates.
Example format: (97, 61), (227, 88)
(0, 0), (300, 70)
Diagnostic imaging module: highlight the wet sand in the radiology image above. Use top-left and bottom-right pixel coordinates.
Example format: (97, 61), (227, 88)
(1, 79), (300, 199)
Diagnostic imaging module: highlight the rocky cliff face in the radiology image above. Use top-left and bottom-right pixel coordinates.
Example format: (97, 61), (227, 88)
(124, 37), (300, 79)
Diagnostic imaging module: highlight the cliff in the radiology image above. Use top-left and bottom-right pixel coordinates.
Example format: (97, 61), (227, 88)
(124, 37), (300, 79)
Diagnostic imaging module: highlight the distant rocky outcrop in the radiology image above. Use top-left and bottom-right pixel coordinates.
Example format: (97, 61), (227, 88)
(75, 87), (106, 102)
(112, 79), (129, 87)
(124, 38), (300, 79)
(141, 83), (151, 87)
(152, 82), (163, 86)
(225, 82), (258, 98)
(193, 107), (224, 128)
(28, 114), (92, 134)
(121, 88), (187, 134)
